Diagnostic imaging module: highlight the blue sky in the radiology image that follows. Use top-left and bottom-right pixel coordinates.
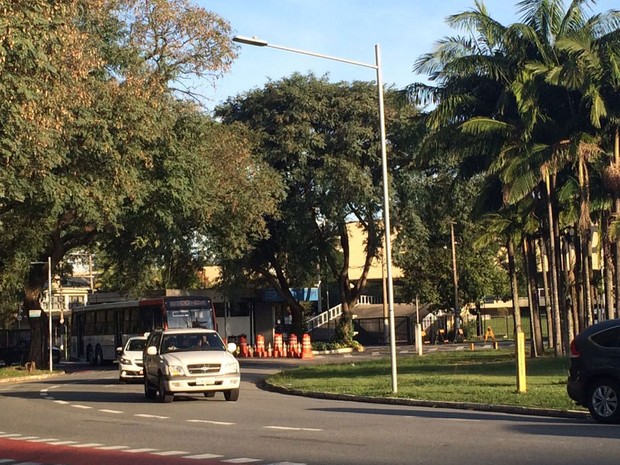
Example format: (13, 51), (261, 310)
(196, 0), (618, 112)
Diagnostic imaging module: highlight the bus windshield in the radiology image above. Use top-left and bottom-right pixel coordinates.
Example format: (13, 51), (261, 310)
(166, 308), (214, 329)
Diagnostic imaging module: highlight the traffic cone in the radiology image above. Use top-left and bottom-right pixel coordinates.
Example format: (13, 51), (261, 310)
(289, 334), (298, 358)
(301, 333), (314, 359)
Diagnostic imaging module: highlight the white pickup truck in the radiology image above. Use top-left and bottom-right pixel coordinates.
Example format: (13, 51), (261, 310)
(143, 328), (240, 403)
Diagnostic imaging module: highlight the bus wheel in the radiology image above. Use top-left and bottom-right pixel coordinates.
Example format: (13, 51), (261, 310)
(87, 347), (95, 365)
(94, 346), (103, 366)
(158, 377), (173, 403)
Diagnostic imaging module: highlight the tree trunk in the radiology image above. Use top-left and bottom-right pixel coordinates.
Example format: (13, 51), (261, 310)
(523, 237), (543, 356)
(544, 172), (563, 355)
(538, 238), (553, 349)
(602, 212), (615, 320)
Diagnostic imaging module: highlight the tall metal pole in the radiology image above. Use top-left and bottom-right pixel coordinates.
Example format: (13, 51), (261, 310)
(450, 222), (460, 334)
(233, 36), (398, 392)
(48, 256), (53, 372)
(375, 44), (397, 392)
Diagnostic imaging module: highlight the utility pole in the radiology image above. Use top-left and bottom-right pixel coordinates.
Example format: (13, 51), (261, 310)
(450, 222), (460, 334)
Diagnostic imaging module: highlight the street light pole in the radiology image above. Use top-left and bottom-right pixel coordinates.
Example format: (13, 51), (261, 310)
(450, 222), (460, 336)
(233, 35), (398, 393)
(30, 258), (53, 372)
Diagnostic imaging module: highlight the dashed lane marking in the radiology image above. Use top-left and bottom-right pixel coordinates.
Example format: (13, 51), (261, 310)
(95, 445), (130, 450)
(187, 419), (235, 426)
(151, 450), (189, 456)
(133, 414), (169, 420)
(221, 459), (262, 463)
(45, 441), (78, 446)
(69, 443), (104, 448)
(184, 453), (224, 460)
(264, 426), (323, 432)
(99, 409), (123, 414)
(122, 448), (159, 454)
(70, 405), (92, 410)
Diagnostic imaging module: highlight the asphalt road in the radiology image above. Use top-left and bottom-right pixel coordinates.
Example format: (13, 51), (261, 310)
(0, 353), (619, 465)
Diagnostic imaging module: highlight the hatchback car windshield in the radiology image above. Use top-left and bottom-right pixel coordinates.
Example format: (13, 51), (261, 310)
(161, 333), (225, 353)
(127, 339), (146, 351)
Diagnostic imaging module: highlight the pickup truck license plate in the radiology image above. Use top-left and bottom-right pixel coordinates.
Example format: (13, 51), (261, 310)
(196, 377), (215, 385)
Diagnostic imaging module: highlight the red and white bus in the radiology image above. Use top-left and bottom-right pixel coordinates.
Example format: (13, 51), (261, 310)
(70, 296), (216, 365)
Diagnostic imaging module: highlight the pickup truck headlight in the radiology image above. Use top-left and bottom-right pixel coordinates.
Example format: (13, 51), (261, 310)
(222, 361), (239, 374)
(167, 365), (185, 377)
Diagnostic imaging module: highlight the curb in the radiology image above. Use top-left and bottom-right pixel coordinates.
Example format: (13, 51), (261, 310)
(259, 380), (590, 420)
(0, 371), (66, 384)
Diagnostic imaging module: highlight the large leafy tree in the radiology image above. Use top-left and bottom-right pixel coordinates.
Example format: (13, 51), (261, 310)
(216, 73), (401, 340)
(0, 0), (280, 367)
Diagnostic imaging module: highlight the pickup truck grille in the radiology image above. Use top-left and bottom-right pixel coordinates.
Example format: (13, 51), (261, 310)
(187, 363), (221, 375)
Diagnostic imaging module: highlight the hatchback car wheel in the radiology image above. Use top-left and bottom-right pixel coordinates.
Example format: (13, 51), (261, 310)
(588, 378), (620, 424)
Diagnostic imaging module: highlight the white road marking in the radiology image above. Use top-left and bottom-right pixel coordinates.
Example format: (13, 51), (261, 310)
(134, 414), (169, 419)
(264, 426), (322, 432)
(184, 453), (225, 460)
(10, 436), (38, 440)
(123, 448), (159, 453)
(99, 409), (123, 414)
(46, 440), (79, 445)
(26, 438), (58, 443)
(69, 443), (104, 448)
(54, 400), (69, 405)
(96, 445), (130, 450)
(0, 434), (21, 438)
(264, 463), (308, 465)
(70, 405), (92, 410)
(187, 419), (235, 426)
(222, 459), (262, 463)
(151, 451), (190, 456)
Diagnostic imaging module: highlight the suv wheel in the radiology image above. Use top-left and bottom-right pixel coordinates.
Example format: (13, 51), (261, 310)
(224, 388), (239, 402)
(158, 377), (174, 403)
(588, 378), (620, 424)
(144, 376), (156, 400)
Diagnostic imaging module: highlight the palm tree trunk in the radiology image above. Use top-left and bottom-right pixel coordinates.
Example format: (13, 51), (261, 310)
(538, 238), (553, 349)
(544, 171), (563, 355)
(615, 128), (620, 318)
(602, 211), (615, 320)
(523, 237), (543, 356)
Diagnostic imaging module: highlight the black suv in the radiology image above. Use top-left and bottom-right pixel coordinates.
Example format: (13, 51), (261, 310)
(567, 319), (620, 423)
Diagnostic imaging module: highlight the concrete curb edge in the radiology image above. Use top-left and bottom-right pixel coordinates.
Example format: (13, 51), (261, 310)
(259, 379), (590, 420)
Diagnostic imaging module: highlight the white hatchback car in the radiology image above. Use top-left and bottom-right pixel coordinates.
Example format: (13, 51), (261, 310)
(117, 336), (148, 383)
(143, 328), (240, 403)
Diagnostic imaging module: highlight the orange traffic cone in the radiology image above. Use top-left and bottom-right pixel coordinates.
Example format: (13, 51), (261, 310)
(301, 333), (314, 359)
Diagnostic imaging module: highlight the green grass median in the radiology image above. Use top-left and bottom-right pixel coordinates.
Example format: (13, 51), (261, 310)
(267, 349), (584, 412)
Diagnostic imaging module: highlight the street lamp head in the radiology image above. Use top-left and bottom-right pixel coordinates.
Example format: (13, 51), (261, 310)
(233, 35), (268, 47)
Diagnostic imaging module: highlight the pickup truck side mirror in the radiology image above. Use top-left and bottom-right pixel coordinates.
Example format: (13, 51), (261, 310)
(146, 346), (158, 356)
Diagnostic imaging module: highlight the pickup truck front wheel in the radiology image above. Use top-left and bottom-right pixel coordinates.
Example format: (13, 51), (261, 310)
(158, 377), (174, 403)
(144, 376), (156, 400)
(224, 388), (239, 402)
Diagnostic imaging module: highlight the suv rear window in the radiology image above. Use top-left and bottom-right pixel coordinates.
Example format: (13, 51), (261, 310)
(591, 327), (620, 348)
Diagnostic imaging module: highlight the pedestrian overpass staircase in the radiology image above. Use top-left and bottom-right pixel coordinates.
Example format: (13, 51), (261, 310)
(306, 295), (378, 333)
